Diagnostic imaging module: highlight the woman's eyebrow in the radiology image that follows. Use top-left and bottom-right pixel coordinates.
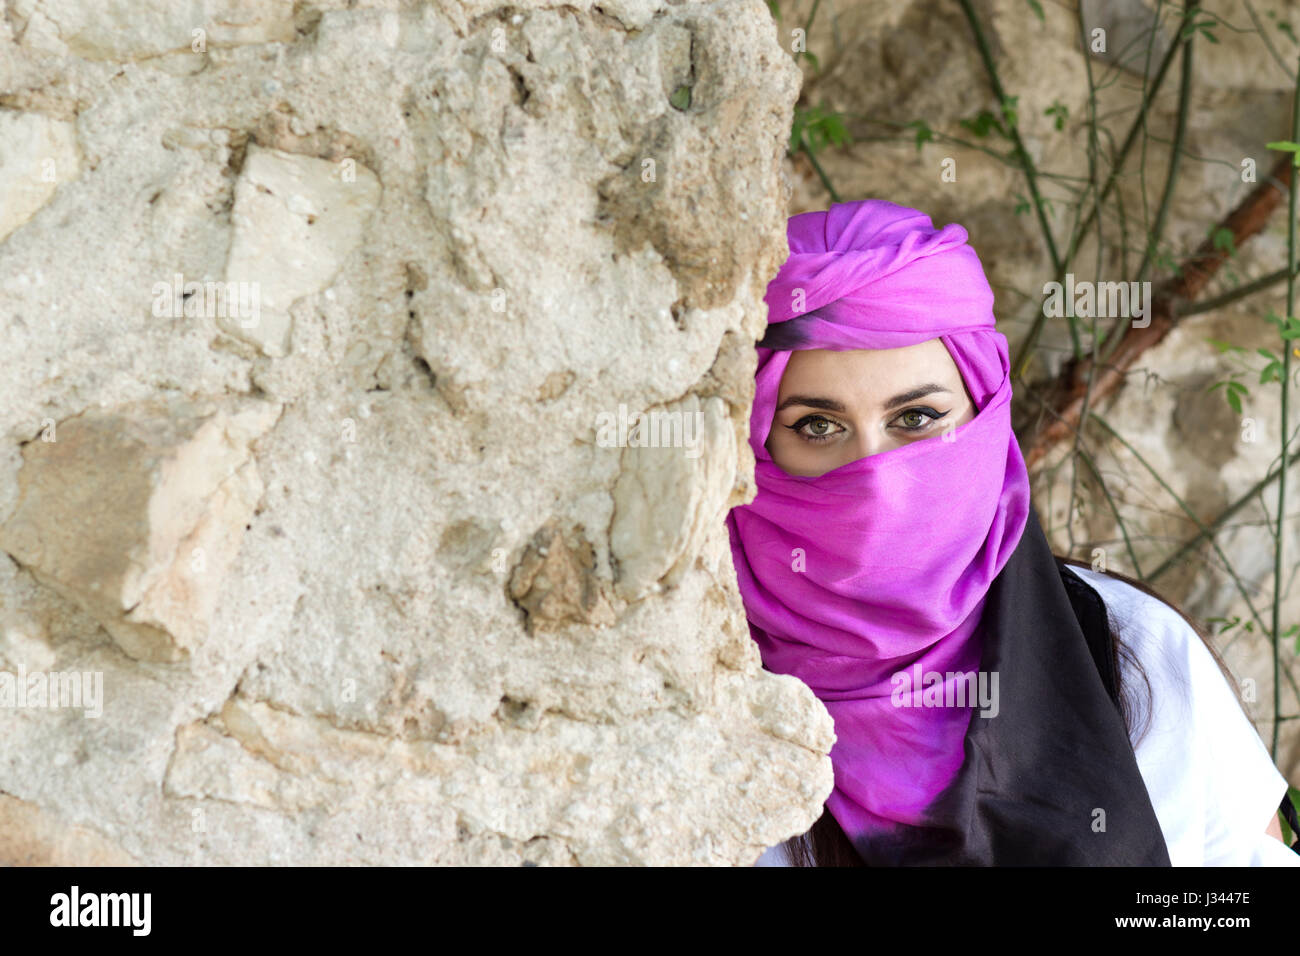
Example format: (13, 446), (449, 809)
(775, 395), (847, 413)
(882, 383), (952, 410)
(775, 384), (952, 415)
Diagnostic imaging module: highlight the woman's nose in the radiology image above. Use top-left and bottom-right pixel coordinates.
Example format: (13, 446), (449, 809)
(844, 427), (889, 462)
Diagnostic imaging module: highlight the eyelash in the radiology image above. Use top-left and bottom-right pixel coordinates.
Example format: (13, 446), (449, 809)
(784, 407), (951, 444)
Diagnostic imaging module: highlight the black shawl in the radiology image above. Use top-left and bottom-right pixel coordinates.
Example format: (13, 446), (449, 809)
(849, 507), (1172, 865)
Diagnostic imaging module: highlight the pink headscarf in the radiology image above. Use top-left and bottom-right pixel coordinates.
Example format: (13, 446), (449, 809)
(726, 199), (1032, 847)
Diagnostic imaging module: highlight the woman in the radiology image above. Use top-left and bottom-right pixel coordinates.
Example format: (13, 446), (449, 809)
(730, 198), (1300, 866)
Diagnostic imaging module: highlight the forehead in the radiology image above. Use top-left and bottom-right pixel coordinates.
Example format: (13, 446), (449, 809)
(778, 340), (963, 396)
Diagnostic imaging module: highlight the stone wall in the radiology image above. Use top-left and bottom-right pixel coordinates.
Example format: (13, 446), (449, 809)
(0, 0), (835, 865)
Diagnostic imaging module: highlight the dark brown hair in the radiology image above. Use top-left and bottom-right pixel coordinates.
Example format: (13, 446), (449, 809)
(783, 557), (1246, 866)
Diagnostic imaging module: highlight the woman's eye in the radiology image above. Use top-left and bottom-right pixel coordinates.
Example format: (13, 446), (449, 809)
(786, 415), (844, 443)
(893, 407), (949, 432)
(782, 408), (951, 445)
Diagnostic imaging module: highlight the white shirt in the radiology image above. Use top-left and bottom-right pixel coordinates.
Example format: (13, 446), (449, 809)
(754, 565), (1299, 866)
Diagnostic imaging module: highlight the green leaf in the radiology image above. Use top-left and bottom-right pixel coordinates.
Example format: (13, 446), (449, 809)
(1044, 100), (1068, 131)
(1207, 614), (1241, 636)
(1025, 0), (1044, 22)
(820, 111), (849, 147)
(1267, 139), (1300, 167)
(1270, 312), (1300, 339)
(905, 120), (934, 153)
(1152, 247), (1180, 274)
(959, 109), (1004, 139)
(1013, 193), (1030, 216)
(791, 107), (813, 152)
(793, 103), (852, 155)
(1210, 226), (1236, 256)
(669, 83), (692, 110)
(1000, 94), (1019, 128)
(1205, 337), (1240, 354)
(1181, 18), (1218, 42)
(803, 50), (820, 73)
(765, 0), (780, 20)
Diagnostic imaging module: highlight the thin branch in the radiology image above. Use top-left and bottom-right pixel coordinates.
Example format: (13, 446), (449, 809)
(956, 0), (1061, 275)
(1137, 5), (1195, 294)
(1064, 0), (1110, 546)
(1020, 152), (1295, 471)
(1011, 0), (1197, 379)
(1269, 50), (1300, 755)
(1177, 262), (1300, 318)
(799, 140), (841, 204)
(1077, 436), (1145, 576)
(1089, 412), (1272, 640)
(1147, 437), (1300, 581)
(1023, 383), (1146, 574)
(846, 115), (1095, 186)
(1243, 0), (1300, 85)
(1097, 1), (1197, 365)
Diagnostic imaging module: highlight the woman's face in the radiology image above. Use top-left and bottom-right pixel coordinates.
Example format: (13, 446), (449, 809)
(765, 338), (977, 477)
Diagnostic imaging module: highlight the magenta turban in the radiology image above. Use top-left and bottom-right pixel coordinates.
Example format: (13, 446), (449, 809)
(725, 199), (1032, 851)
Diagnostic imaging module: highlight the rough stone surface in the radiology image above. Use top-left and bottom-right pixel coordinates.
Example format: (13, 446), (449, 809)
(0, 109), (80, 242)
(0, 793), (139, 865)
(0, 396), (281, 661)
(0, 0), (835, 864)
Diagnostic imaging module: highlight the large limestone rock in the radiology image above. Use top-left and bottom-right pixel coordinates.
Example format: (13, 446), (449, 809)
(0, 109), (80, 243)
(223, 144), (382, 356)
(0, 397), (281, 661)
(0, 0), (835, 865)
